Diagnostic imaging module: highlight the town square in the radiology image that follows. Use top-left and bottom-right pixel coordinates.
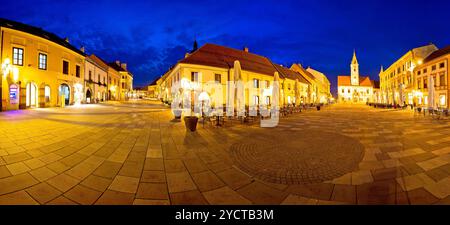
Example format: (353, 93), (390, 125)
(1, 0), (450, 212)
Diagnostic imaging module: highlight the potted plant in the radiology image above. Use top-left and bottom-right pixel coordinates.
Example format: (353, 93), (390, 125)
(316, 104), (321, 111)
(184, 115), (198, 131)
(417, 107), (422, 113)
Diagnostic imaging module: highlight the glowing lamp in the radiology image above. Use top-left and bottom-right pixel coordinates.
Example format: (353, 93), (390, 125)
(12, 67), (19, 82)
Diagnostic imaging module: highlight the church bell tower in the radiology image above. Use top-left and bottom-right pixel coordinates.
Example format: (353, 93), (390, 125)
(351, 50), (359, 85)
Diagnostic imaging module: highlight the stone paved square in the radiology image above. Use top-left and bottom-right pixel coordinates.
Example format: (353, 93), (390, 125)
(0, 101), (449, 204)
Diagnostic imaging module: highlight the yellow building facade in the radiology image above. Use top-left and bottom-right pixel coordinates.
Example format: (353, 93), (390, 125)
(306, 67), (332, 103)
(1, 18), (85, 111)
(379, 44), (437, 105)
(414, 45), (450, 108)
(157, 44), (312, 109)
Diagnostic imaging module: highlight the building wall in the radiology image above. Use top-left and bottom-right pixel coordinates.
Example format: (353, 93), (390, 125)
(1, 27), (84, 111)
(415, 55), (449, 108)
(84, 58), (107, 103)
(120, 71), (133, 100)
(379, 45), (437, 105)
(108, 68), (121, 100)
(307, 68), (331, 103)
(159, 63), (310, 108)
(338, 85), (373, 103)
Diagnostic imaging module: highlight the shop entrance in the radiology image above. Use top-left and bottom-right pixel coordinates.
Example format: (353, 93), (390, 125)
(26, 82), (38, 107)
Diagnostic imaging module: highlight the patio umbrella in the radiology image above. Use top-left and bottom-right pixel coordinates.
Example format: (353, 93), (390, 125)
(428, 76), (435, 109)
(234, 60), (245, 117)
(398, 84), (403, 106)
(295, 79), (300, 106)
(273, 72), (280, 113)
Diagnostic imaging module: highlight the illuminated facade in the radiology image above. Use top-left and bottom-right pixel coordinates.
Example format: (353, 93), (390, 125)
(109, 61), (133, 100)
(306, 66), (332, 103)
(85, 54), (108, 103)
(1, 18), (85, 111)
(379, 44), (437, 105)
(157, 43), (313, 108)
(414, 45), (450, 108)
(337, 51), (377, 103)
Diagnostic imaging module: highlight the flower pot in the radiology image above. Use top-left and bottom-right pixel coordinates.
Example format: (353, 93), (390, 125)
(316, 106), (321, 111)
(417, 108), (422, 113)
(184, 116), (198, 132)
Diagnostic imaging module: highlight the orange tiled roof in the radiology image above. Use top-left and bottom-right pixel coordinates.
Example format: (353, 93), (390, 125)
(179, 43), (278, 76)
(337, 76), (374, 87)
(273, 64), (310, 84)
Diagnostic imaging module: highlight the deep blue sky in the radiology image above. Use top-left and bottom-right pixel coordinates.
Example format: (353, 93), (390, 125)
(2, 0), (450, 94)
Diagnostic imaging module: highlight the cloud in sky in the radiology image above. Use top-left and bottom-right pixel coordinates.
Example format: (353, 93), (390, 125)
(2, 0), (450, 94)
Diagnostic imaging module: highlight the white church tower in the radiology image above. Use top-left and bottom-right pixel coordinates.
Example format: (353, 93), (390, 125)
(351, 50), (359, 85)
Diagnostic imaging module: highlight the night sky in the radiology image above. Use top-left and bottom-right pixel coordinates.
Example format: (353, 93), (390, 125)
(2, 0), (450, 95)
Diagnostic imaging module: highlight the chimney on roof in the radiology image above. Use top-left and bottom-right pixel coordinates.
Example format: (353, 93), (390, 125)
(185, 53), (190, 58)
(64, 37), (69, 43)
(80, 46), (85, 53)
(115, 60), (120, 66)
(121, 63), (127, 70)
(243, 47), (249, 52)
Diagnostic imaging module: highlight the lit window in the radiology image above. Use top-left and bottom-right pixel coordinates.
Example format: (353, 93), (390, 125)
(44, 86), (51, 102)
(13, 47), (24, 66)
(191, 72), (198, 82)
(439, 95), (446, 106)
(253, 95), (259, 105)
(253, 79), (259, 88)
(215, 74), (221, 83)
(38, 53), (47, 70)
(440, 75), (445, 86)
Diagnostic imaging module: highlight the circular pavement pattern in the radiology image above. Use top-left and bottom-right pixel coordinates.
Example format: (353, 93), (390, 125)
(229, 129), (365, 185)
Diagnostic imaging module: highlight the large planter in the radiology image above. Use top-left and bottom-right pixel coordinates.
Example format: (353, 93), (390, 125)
(316, 106), (321, 111)
(417, 108), (422, 113)
(184, 116), (198, 132)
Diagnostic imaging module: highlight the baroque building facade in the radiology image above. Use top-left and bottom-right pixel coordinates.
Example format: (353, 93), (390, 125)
(337, 51), (377, 103)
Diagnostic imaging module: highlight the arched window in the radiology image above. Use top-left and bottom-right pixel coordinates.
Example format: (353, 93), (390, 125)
(45, 86), (51, 102)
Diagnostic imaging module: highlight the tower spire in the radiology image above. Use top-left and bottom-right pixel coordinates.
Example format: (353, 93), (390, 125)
(352, 49), (358, 65)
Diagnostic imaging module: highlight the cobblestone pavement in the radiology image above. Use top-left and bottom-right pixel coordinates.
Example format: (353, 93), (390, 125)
(0, 101), (449, 205)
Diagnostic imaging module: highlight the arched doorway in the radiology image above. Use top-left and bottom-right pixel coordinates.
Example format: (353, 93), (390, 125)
(86, 89), (92, 103)
(59, 84), (70, 105)
(26, 82), (38, 108)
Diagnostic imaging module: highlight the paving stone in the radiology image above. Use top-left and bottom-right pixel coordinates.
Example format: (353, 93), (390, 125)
(217, 168), (253, 190)
(170, 190), (208, 205)
(141, 170), (166, 183)
(236, 182), (288, 204)
(191, 171), (225, 192)
(331, 184), (356, 204)
(0, 191), (39, 205)
(136, 183), (169, 200)
(0, 173), (39, 195)
(26, 182), (62, 204)
(81, 175), (112, 192)
(93, 161), (122, 179)
(46, 173), (80, 192)
(95, 190), (135, 205)
(64, 185), (102, 205)
(202, 187), (252, 205)
(166, 172), (197, 193)
(108, 175), (139, 194)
